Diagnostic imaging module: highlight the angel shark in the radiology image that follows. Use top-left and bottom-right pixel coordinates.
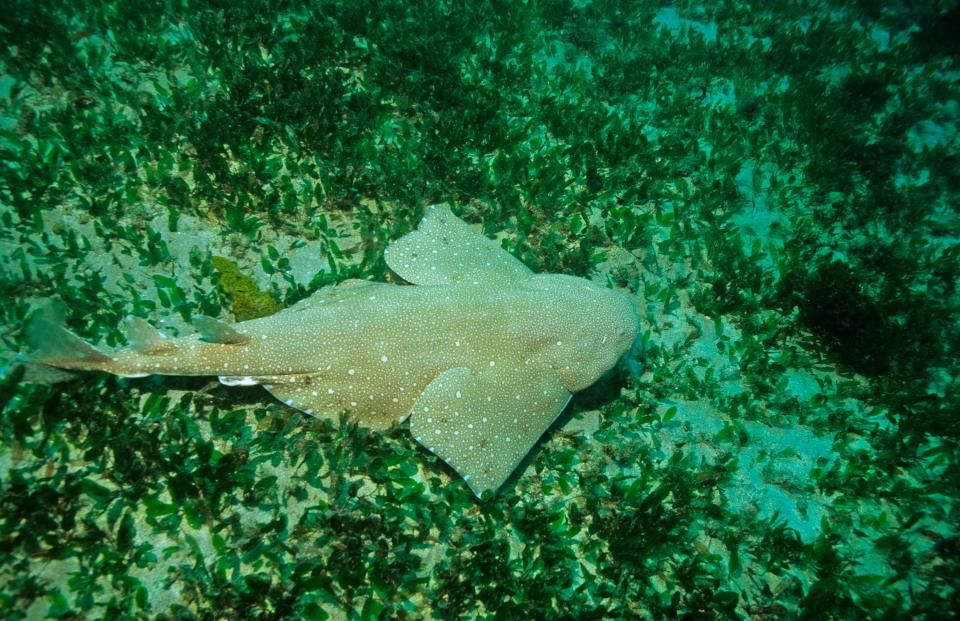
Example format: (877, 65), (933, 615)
(23, 204), (639, 496)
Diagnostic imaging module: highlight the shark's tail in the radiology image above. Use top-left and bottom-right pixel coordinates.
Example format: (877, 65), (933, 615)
(21, 305), (111, 383)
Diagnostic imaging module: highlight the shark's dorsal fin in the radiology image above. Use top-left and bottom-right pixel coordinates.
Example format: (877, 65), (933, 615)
(385, 204), (532, 286)
(125, 317), (177, 354)
(192, 316), (250, 345)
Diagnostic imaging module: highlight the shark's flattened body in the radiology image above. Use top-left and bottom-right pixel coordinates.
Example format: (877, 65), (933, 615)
(24, 205), (639, 495)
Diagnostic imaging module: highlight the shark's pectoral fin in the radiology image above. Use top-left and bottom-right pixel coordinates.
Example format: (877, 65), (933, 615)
(385, 204), (532, 286)
(408, 366), (572, 496)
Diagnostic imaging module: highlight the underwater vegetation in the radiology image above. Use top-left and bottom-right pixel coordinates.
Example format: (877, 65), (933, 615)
(1, 0), (958, 619)
(210, 256), (283, 322)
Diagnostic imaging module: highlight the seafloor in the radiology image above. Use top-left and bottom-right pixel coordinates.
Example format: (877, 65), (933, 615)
(1, 1), (958, 619)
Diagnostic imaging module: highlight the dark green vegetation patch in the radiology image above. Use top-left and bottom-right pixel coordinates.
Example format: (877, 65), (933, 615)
(211, 256), (283, 321)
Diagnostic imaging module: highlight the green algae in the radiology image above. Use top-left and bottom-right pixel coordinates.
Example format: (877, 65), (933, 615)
(210, 256), (283, 321)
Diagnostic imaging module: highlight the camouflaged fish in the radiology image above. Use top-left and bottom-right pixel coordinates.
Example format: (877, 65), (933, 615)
(23, 204), (639, 495)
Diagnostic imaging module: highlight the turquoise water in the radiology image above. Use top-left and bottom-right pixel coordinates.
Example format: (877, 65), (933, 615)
(1, 1), (958, 619)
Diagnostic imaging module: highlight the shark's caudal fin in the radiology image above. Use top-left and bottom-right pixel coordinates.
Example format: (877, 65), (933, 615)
(21, 307), (112, 384)
(21, 358), (80, 383)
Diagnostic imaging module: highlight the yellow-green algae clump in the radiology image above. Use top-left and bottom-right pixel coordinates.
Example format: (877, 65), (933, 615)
(211, 256), (283, 321)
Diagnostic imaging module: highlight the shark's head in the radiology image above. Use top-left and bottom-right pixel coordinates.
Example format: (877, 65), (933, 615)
(529, 274), (639, 392)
